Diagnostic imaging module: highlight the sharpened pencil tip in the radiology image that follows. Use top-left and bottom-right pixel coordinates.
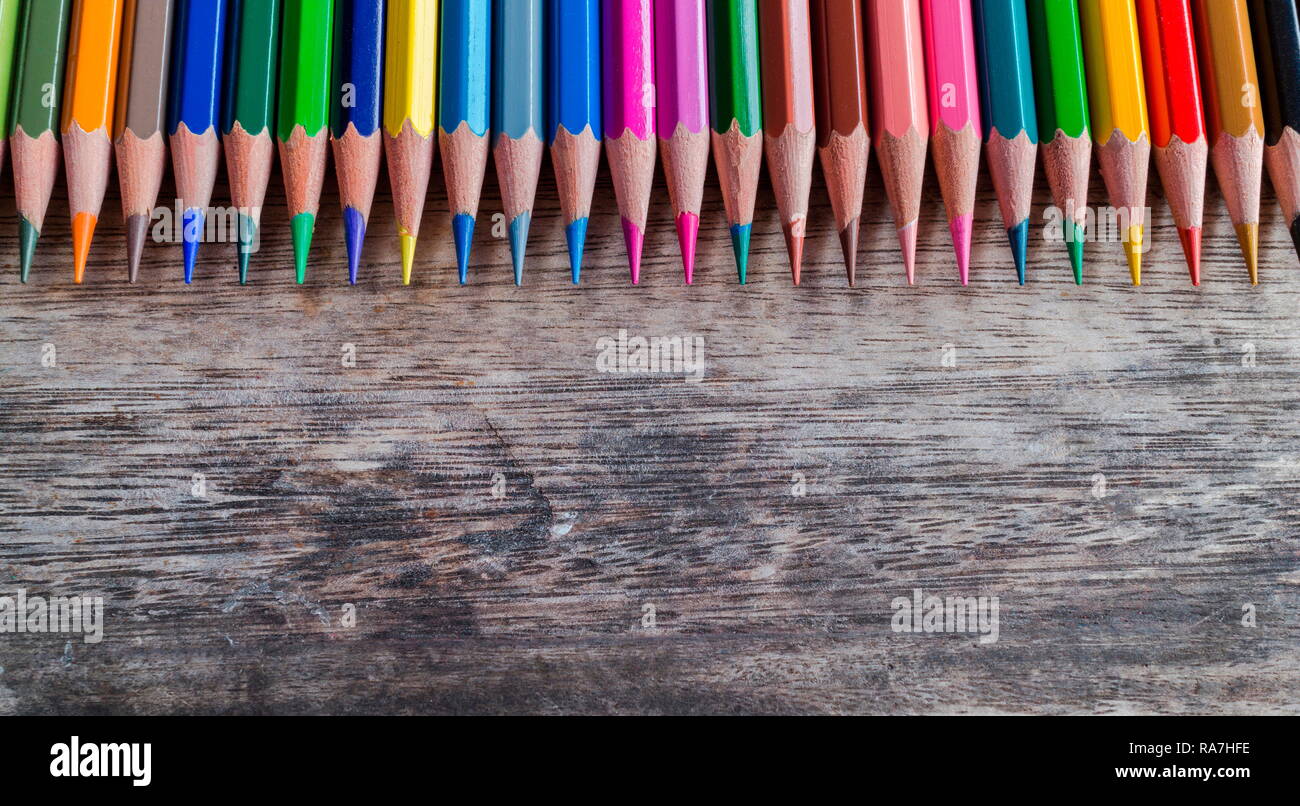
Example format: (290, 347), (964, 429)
(676, 212), (699, 284)
(839, 218), (859, 287)
(342, 207), (366, 286)
(399, 232), (417, 285)
(452, 213), (475, 285)
(783, 220), (805, 286)
(1008, 219), (1028, 286)
(565, 218), (587, 284)
(18, 216), (38, 283)
(1178, 226), (1202, 286)
(729, 224), (751, 285)
(1235, 223), (1258, 285)
(621, 217), (644, 285)
(1067, 221), (1084, 285)
(182, 208), (205, 284)
(950, 214), (972, 286)
(238, 213), (258, 285)
(126, 215), (149, 284)
(509, 212), (531, 286)
(1289, 217), (1300, 262)
(1124, 225), (1143, 287)
(291, 213), (315, 284)
(898, 222), (918, 285)
(71, 213), (96, 284)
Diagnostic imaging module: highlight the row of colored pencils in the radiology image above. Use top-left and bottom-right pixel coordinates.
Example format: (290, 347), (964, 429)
(1, 0), (1297, 286)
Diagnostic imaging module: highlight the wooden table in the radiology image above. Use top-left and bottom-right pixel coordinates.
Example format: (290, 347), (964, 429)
(0, 154), (1296, 715)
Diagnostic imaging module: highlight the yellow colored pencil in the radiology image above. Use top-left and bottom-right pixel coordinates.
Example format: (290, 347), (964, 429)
(383, 0), (438, 285)
(1193, 0), (1264, 284)
(1080, 0), (1150, 285)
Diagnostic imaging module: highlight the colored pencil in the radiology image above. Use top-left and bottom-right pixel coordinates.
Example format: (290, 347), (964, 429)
(1027, 0), (1092, 283)
(758, 0), (814, 284)
(1079, 0), (1150, 285)
(492, 0), (544, 285)
(1136, 0), (1206, 283)
(973, 0), (1039, 284)
(222, 0), (281, 284)
(921, 0), (981, 284)
(63, 0), (124, 283)
(169, 0), (227, 283)
(384, 0), (437, 285)
(331, 0), (385, 284)
(706, 0), (762, 283)
(811, 0), (870, 285)
(10, 0), (71, 281)
(440, 0), (491, 284)
(0, 1), (20, 186)
(655, 0), (710, 284)
(603, 0), (656, 284)
(278, 0), (334, 284)
(1250, 0), (1300, 260)
(547, 0), (601, 284)
(1194, 0), (1264, 283)
(115, 0), (174, 282)
(866, 0), (929, 283)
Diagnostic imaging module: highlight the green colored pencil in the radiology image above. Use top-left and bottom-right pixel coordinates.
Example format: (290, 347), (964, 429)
(706, 0), (763, 283)
(9, 0), (71, 281)
(277, 0), (334, 283)
(224, 0), (282, 283)
(1026, 0), (1091, 283)
(0, 0), (21, 183)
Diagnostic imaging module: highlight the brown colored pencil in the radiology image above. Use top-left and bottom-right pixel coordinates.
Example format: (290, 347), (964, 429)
(811, 0), (870, 285)
(114, 0), (173, 282)
(758, 0), (816, 284)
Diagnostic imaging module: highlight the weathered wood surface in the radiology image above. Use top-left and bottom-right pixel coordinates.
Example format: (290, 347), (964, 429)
(0, 149), (1298, 715)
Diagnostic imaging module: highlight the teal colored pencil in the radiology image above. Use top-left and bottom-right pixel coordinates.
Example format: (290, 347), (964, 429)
(492, 0), (544, 285)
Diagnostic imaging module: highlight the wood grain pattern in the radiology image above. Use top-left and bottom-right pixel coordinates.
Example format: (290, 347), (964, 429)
(0, 149), (1298, 715)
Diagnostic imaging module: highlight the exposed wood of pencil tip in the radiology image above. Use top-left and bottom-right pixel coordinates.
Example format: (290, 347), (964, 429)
(659, 122), (711, 219)
(224, 122), (276, 226)
(439, 120), (490, 219)
(62, 124), (114, 219)
(930, 121), (980, 225)
(115, 128), (167, 217)
(1041, 128), (1093, 226)
(764, 122), (816, 230)
(1211, 129), (1265, 228)
(874, 126), (927, 231)
(494, 129), (545, 222)
(605, 127), (657, 230)
(1265, 127), (1300, 224)
(279, 125), (331, 219)
(333, 122), (384, 218)
(1153, 133), (1208, 230)
(710, 121), (763, 228)
(986, 128), (1037, 228)
(385, 119), (436, 236)
(12, 128), (64, 230)
(550, 124), (602, 225)
(1096, 129), (1151, 223)
(817, 123), (870, 232)
(170, 122), (222, 211)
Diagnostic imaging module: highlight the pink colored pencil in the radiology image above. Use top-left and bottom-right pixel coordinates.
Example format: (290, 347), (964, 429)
(654, 0), (709, 284)
(921, 0), (981, 284)
(603, 0), (657, 284)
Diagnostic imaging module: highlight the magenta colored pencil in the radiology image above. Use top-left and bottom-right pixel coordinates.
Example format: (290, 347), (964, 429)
(654, 0), (709, 283)
(603, 0), (657, 283)
(921, 0), (982, 284)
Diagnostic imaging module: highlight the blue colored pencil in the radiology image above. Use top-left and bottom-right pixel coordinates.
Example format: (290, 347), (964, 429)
(168, 0), (228, 283)
(492, 0), (544, 285)
(331, 0), (385, 284)
(439, 0), (491, 284)
(546, 0), (601, 283)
